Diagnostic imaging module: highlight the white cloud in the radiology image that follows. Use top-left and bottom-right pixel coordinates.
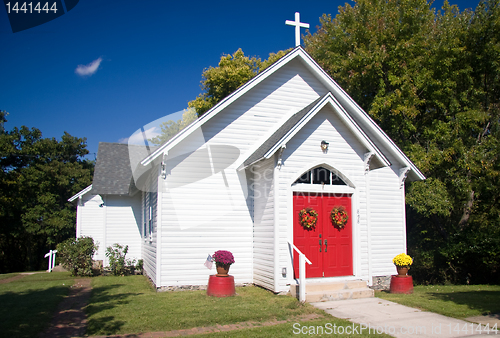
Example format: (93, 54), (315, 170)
(75, 57), (102, 76)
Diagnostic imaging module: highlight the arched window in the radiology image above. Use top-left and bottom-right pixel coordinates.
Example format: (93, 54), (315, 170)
(294, 166), (346, 186)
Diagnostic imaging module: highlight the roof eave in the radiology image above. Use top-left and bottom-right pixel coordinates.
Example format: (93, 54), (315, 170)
(255, 93), (391, 169)
(68, 185), (93, 202)
(141, 47), (305, 167)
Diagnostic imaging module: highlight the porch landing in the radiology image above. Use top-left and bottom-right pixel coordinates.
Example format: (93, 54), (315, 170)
(290, 280), (374, 303)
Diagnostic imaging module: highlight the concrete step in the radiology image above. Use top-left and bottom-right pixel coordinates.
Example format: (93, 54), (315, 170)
(305, 287), (374, 302)
(290, 280), (374, 302)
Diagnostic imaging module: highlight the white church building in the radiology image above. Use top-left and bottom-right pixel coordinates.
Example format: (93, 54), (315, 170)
(69, 45), (424, 295)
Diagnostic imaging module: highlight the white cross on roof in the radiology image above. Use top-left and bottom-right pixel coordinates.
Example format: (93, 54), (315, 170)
(285, 12), (309, 47)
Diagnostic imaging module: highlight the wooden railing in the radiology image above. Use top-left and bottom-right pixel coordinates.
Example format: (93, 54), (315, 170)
(288, 241), (312, 302)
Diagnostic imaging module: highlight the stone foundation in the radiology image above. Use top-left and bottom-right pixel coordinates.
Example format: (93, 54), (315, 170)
(158, 285), (207, 292)
(157, 283), (252, 292)
(51, 264), (68, 272)
(370, 275), (392, 291)
(92, 260), (103, 275)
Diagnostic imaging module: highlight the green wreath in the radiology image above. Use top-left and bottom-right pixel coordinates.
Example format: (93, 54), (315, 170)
(330, 206), (349, 229)
(299, 208), (318, 230)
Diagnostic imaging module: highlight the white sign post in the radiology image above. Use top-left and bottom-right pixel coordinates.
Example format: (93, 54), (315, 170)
(44, 249), (58, 272)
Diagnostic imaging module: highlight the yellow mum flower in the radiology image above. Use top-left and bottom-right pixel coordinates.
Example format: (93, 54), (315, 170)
(392, 253), (413, 267)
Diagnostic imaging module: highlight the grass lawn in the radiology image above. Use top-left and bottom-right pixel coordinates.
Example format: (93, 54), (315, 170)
(376, 284), (500, 319)
(0, 271), (75, 338)
(87, 275), (388, 337)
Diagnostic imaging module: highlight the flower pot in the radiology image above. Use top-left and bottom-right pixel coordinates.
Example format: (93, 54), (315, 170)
(216, 263), (230, 277)
(207, 275), (235, 297)
(396, 266), (409, 277)
(390, 275), (413, 294)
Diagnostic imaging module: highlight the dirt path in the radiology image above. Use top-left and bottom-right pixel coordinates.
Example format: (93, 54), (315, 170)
(0, 274), (27, 284)
(39, 278), (92, 338)
(0, 271), (46, 284)
(89, 313), (323, 338)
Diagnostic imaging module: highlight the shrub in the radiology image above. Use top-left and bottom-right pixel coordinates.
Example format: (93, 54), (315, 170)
(105, 243), (136, 276)
(56, 236), (97, 276)
(136, 259), (143, 273)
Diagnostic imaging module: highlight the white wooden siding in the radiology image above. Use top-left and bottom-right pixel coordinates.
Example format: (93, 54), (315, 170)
(142, 172), (158, 285)
(154, 58), (330, 288)
(277, 105), (370, 293)
(77, 193), (142, 265)
(252, 157), (275, 290)
(78, 194), (105, 260)
(158, 162), (253, 286)
(368, 166), (406, 277)
(104, 195), (142, 266)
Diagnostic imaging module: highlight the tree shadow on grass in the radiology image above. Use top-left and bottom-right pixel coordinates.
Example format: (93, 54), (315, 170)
(0, 286), (68, 338)
(86, 316), (126, 336)
(85, 284), (141, 335)
(427, 290), (500, 315)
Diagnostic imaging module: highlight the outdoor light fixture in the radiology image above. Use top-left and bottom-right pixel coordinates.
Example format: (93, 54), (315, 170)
(321, 140), (329, 152)
(161, 161), (167, 179)
(282, 267), (287, 277)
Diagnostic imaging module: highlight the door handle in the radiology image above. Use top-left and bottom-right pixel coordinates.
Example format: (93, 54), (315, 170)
(325, 239), (328, 252)
(319, 239), (322, 252)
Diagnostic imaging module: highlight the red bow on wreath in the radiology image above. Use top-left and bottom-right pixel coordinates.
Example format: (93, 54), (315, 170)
(330, 206), (348, 229)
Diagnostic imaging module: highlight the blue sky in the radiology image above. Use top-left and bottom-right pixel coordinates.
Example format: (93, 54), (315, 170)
(1, 0), (479, 160)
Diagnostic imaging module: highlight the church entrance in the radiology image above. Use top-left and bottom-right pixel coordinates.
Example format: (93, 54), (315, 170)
(293, 191), (353, 278)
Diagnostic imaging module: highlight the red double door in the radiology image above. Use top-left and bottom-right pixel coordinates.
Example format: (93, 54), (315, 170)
(293, 192), (353, 278)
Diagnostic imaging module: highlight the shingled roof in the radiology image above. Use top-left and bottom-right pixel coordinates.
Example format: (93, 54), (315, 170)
(90, 143), (133, 195)
(91, 142), (157, 195)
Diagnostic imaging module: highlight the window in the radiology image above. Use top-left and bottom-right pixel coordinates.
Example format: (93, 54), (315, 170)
(148, 204), (153, 240)
(142, 192), (147, 238)
(296, 171), (311, 184)
(294, 166), (346, 186)
(143, 192), (155, 240)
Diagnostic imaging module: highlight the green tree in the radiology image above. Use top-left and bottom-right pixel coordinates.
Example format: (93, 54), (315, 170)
(304, 0), (500, 283)
(0, 113), (94, 273)
(0, 110), (7, 133)
(148, 108), (197, 146)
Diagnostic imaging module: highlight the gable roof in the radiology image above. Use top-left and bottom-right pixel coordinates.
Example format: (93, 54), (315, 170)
(69, 142), (159, 199)
(91, 142), (136, 195)
(243, 95), (325, 167)
(242, 92), (391, 168)
(140, 46), (424, 181)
